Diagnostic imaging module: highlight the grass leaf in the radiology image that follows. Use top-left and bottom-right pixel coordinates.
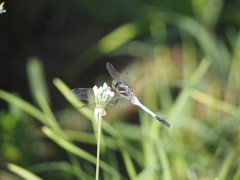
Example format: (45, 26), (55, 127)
(8, 163), (43, 180)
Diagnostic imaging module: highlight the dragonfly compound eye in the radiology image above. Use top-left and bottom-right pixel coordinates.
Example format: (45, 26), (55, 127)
(112, 80), (121, 88)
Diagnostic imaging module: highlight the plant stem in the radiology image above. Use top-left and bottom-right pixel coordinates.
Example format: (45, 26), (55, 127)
(96, 114), (102, 180)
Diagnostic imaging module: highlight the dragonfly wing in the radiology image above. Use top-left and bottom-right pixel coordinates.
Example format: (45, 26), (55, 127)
(77, 103), (97, 109)
(106, 62), (120, 80)
(105, 95), (131, 108)
(119, 72), (130, 86)
(76, 96), (130, 109)
(70, 88), (96, 101)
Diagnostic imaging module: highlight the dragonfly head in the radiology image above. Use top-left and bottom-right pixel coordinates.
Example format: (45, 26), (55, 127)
(112, 80), (121, 89)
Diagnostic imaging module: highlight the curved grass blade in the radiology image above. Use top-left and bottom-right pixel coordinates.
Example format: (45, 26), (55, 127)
(66, 19), (148, 79)
(148, 7), (230, 80)
(0, 90), (49, 126)
(135, 165), (161, 180)
(26, 57), (51, 105)
(27, 162), (94, 180)
(42, 126), (126, 180)
(7, 163), (43, 180)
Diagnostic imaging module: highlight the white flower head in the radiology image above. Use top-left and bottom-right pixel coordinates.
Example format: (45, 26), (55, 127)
(103, 82), (108, 90)
(0, 2), (6, 14)
(93, 82), (114, 123)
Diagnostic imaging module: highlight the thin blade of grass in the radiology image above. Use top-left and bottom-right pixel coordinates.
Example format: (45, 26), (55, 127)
(42, 126), (125, 180)
(53, 78), (94, 120)
(135, 165), (161, 180)
(105, 150), (121, 180)
(27, 162), (75, 175)
(68, 153), (88, 180)
(148, 7), (230, 80)
(64, 129), (118, 149)
(232, 33), (240, 102)
(66, 19), (148, 79)
(28, 161), (95, 180)
(36, 92), (62, 133)
(167, 57), (211, 124)
(191, 90), (240, 118)
(118, 141), (137, 180)
(216, 149), (235, 179)
(26, 57), (51, 105)
(36, 92), (88, 180)
(138, 78), (160, 180)
(7, 163), (43, 180)
(0, 90), (48, 126)
(233, 165), (240, 180)
(155, 137), (172, 180)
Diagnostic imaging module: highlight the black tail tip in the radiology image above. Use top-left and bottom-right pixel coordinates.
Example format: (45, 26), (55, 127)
(155, 116), (172, 128)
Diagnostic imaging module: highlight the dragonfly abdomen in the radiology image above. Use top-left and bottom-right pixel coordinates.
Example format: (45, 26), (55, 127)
(154, 116), (172, 128)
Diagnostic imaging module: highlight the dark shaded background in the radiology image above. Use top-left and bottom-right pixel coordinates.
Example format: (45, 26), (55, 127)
(1, 0), (239, 108)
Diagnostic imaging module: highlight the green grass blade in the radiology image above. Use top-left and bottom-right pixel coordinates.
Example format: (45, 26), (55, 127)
(26, 57), (51, 105)
(118, 141), (137, 180)
(53, 78), (94, 121)
(155, 138), (172, 180)
(0, 90), (48, 126)
(168, 57), (211, 124)
(42, 126), (125, 180)
(216, 149), (235, 179)
(66, 19), (148, 79)
(67, 153), (88, 180)
(7, 163), (43, 180)
(27, 162), (75, 174)
(35, 91), (64, 136)
(97, 22), (140, 53)
(35, 91), (86, 180)
(148, 7), (230, 80)
(27, 162), (95, 180)
(64, 129), (118, 149)
(191, 90), (240, 118)
(135, 165), (161, 180)
(233, 165), (240, 180)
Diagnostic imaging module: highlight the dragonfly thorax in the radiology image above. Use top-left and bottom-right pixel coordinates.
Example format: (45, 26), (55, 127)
(111, 80), (135, 100)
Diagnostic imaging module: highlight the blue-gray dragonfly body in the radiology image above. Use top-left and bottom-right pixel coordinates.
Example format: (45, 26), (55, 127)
(70, 62), (172, 128)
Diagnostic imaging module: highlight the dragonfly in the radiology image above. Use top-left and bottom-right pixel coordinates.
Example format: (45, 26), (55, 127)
(70, 62), (172, 128)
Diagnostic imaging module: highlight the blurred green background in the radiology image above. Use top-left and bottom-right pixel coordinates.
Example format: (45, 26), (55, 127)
(0, 0), (240, 179)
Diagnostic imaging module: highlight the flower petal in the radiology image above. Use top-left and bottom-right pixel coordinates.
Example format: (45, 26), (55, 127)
(98, 87), (103, 94)
(93, 86), (99, 96)
(110, 91), (114, 97)
(101, 109), (106, 116)
(94, 108), (100, 123)
(103, 82), (108, 90)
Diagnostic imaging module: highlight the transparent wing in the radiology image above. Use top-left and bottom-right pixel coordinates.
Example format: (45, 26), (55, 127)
(77, 95), (130, 109)
(106, 62), (121, 80)
(70, 88), (121, 101)
(105, 95), (131, 108)
(70, 88), (96, 101)
(77, 103), (97, 109)
(119, 72), (130, 86)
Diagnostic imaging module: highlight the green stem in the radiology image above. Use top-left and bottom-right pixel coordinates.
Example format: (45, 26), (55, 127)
(96, 113), (102, 180)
